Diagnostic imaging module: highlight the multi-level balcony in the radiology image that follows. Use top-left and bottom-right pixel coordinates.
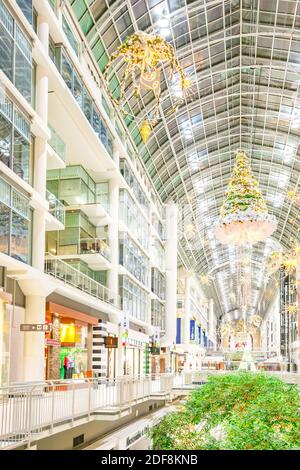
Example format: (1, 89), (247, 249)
(45, 190), (65, 231)
(51, 236), (111, 270)
(45, 253), (119, 308)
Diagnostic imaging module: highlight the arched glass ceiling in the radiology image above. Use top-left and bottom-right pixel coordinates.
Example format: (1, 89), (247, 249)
(69, 0), (300, 317)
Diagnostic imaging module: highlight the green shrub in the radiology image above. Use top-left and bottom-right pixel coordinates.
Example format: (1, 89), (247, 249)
(151, 372), (300, 450)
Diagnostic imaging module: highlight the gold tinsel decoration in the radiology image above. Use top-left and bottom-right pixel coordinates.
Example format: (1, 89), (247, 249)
(103, 31), (189, 143)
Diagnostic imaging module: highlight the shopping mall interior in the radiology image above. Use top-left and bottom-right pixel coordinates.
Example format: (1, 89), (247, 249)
(0, 0), (299, 452)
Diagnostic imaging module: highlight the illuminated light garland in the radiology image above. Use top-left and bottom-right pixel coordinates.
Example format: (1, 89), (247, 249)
(219, 317), (261, 337)
(265, 244), (300, 277)
(287, 190), (300, 205)
(103, 31), (189, 143)
(200, 274), (214, 286)
(214, 150), (277, 245)
(285, 304), (297, 315)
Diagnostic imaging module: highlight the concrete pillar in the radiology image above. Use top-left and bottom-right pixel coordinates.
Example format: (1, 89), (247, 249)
(17, 279), (55, 382)
(163, 202), (178, 372)
(33, 19), (49, 272)
(37, 17), (49, 52)
(107, 178), (119, 305)
(209, 298), (214, 343)
(23, 295), (46, 382)
(183, 273), (191, 345)
(116, 327), (124, 377)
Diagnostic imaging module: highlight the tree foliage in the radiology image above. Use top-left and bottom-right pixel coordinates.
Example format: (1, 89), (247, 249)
(151, 372), (300, 450)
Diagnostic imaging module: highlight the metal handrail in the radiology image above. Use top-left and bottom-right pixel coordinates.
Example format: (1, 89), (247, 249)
(44, 252), (120, 308)
(0, 371), (299, 449)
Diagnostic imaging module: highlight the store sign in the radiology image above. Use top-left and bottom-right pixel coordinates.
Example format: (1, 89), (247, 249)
(120, 310), (129, 346)
(105, 336), (118, 348)
(46, 338), (60, 347)
(150, 346), (160, 355)
(151, 326), (160, 355)
(20, 323), (52, 332)
(190, 319), (195, 341)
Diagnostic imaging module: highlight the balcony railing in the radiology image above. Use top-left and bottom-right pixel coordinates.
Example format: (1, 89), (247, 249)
(48, 124), (66, 162)
(45, 253), (120, 307)
(46, 190), (65, 225)
(80, 237), (111, 261)
(1, 371), (299, 449)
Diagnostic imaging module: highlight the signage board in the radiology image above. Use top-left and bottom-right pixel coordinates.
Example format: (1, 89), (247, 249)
(46, 338), (60, 346)
(20, 323), (52, 332)
(105, 336), (118, 348)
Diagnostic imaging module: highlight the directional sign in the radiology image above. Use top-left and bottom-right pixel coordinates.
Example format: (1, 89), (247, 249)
(20, 323), (52, 332)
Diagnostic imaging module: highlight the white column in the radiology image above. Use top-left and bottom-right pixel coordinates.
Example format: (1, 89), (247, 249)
(107, 177), (119, 304)
(163, 202), (178, 358)
(184, 273), (191, 345)
(33, 19), (49, 272)
(37, 17), (49, 52)
(108, 174), (123, 375)
(23, 295), (46, 382)
(116, 327), (124, 377)
(209, 299), (214, 343)
(183, 273), (191, 371)
(17, 279), (56, 382)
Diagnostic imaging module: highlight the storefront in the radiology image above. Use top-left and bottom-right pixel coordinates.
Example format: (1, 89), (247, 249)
(124, 331), (150, 377)
(45, 302), (97, 380)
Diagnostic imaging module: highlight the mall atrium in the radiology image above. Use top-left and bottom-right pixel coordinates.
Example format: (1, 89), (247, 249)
(0, 0), (299, 452)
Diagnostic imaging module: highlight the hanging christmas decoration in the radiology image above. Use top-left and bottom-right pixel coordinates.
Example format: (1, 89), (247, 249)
(200, 273), (213, 286)
(219, 317), (260, 338)
(285, 303), (297, 315)
(265, 243), (300, 277)
(103, 31), (189, 143)
(214, 150), (277, 245)
(140, 119), (151, 143)
(287, 189), (300, 205)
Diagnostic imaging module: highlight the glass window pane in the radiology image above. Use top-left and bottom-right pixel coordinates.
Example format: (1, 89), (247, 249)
(11, 211), (29, 263)
(13, 130), (30, 183)
(0, 23), (13, 82)
(73, 73), (83, 109)
(0, 114), (12, 168)
(62, 54), (72, 91)
(0, 201), (10, 255)
(83, 89), (92, 123)
(92, 108), (101, 138)
(14, 46), (32, 103)
(16, 0), (33, 26)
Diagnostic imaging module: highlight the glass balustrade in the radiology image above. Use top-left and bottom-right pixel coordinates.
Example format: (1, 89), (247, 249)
(46, 190), (65, 225)
(45, 253), (120, 307)
(48, 124), (66, 162)
(80, 237), (110, 261)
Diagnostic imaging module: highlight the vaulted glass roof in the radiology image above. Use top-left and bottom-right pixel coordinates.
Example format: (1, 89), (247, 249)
(69, 0), (300, 318)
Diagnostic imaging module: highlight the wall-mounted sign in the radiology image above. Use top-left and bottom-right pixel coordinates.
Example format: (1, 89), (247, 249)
(105, 336), (118, 348)
(46, 338), (60, 346)
(20, 323), (52, 332)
